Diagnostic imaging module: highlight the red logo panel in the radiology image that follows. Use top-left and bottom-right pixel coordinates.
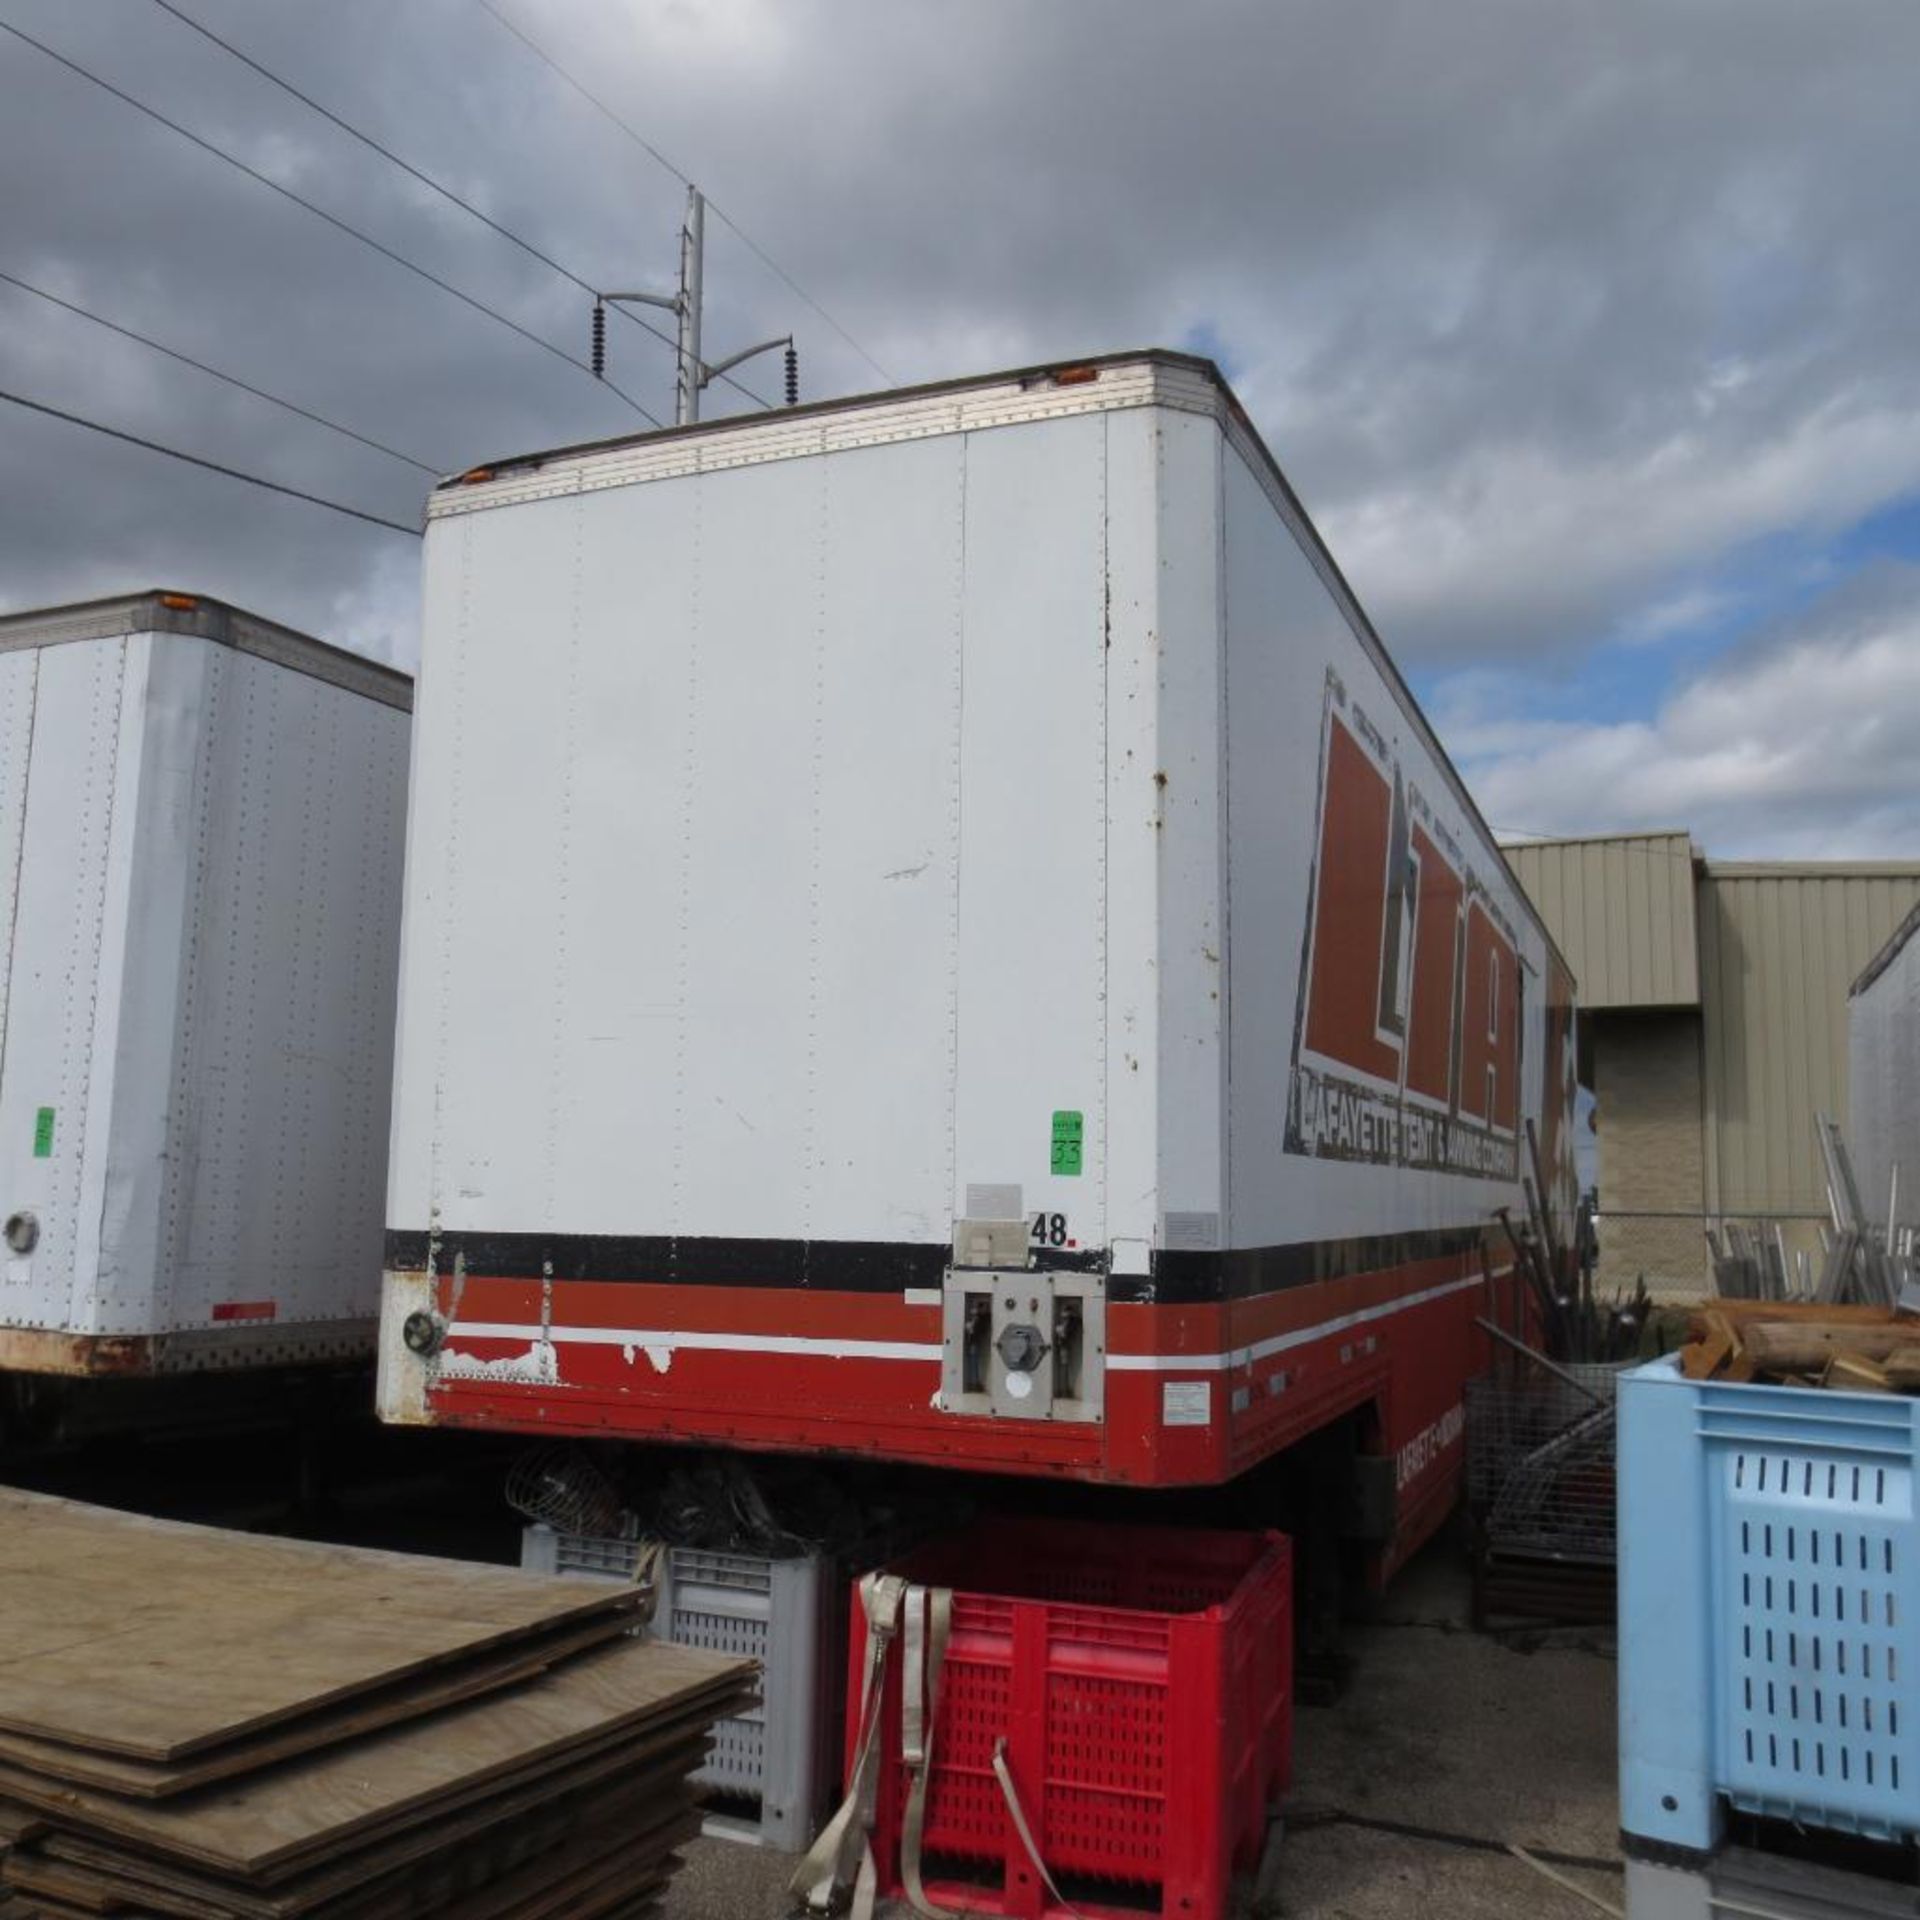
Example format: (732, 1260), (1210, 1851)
(1289, 675), (1522, 1181)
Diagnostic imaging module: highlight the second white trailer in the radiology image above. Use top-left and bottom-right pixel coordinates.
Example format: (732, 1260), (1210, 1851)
(0, 592), (410, 1376)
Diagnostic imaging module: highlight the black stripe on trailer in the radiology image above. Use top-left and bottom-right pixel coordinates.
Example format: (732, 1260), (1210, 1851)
(383, 1226), (1492, 1304)
(1131, 1225), (1491, 1304)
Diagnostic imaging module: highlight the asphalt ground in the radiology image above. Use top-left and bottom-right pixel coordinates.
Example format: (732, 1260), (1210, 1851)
(661, 1535), (1622, 1919)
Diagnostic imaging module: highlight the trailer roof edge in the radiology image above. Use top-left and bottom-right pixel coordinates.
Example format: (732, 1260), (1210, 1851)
(0, 590), (412, 711)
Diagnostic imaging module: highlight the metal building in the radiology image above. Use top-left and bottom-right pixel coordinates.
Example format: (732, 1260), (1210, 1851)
(1849, 901), (1920, 1239)
(1502, 832), (1920, 1293)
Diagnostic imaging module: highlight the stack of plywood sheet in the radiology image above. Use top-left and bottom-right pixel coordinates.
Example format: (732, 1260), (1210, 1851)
(0, 1491), (754, 1920)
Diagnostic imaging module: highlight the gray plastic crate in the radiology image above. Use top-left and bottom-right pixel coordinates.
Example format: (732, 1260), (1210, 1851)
(522, 1524), (833, 1851)
(1626, 1848), (1920, 1918)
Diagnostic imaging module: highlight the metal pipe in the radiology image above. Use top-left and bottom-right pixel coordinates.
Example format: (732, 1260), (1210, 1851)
(1474, 1317), (1606, 1404)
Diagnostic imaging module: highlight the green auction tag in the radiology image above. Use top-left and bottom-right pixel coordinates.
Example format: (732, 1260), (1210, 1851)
(1050, 1109), (1084, 1177)
(32, 1107), (54, 1158)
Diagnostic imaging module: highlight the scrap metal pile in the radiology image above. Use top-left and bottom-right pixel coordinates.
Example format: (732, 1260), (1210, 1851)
(1469, 1126), (1649, 1626)
(1688, 1113), (1920, 1391)
(1707, 1112), (1916, 1307)
(0, 1490), (752, 1920)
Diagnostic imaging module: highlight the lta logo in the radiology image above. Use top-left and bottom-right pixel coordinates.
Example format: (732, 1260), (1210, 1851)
(1288, 674), (1523, 1181)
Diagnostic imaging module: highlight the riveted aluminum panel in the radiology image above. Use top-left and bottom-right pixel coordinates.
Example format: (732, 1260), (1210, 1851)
(1136, 408), (1229, 1260)
(0, 637), (131, 1338)
(952, 412), (1110, 1257)
(1221, 440), (1567, 1250)
(151, 637), (407, 1334)
(389, 434), (969, 1248)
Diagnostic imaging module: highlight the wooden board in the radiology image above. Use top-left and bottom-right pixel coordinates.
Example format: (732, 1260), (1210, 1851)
(0, 1643), (750, 1878)
(0, 1617), (632, 1800)
(9, 1786), (701, 1920)
(0, 1491), (646, 1761)
(1691, 1300), (1898, 1328)
(26, 1730), (719, 1920)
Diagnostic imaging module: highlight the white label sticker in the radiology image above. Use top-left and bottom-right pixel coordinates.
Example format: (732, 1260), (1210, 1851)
(1161, 1380), (1211, 1427)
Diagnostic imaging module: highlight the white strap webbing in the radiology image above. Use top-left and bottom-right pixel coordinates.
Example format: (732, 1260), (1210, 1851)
(991, 1737), (1087, 1920)
(793, 1580), (1083, 1920)
(629, 1538), (665, 1629)
(899, 1585), (955, 1919)
(788, 1577), (969, 1920)
(789, 1573), (906, 1917)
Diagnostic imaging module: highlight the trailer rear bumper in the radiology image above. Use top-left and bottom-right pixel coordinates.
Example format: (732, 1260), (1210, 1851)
(0, 1317), (375, 1377)
(378, 1245), (1499, 1506)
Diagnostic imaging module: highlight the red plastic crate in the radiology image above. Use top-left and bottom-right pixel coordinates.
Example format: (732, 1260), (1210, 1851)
(847, 1517), (1292, 1920)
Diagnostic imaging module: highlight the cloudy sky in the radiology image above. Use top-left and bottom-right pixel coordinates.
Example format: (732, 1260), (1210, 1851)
(3, 0), (1917, 856)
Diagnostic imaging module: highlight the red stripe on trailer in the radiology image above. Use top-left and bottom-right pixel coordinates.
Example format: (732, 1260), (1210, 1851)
(415, 1245), (1497, 1555)
(210, 1300), (276, 1322)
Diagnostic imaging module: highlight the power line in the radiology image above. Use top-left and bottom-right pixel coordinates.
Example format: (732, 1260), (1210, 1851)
(707, 203), (892, 388)
(470, 0), (895, 388)
(0, 386), (422, 537)
(148, 2), (584, 300)
(0, 268), (442, 475)
(0, 17), (663, 427)
(142, 0), (772, 414)
(471, 0), (687, 181)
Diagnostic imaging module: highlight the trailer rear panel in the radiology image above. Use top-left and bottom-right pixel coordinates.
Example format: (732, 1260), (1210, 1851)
(379, 354), (1574, 1558)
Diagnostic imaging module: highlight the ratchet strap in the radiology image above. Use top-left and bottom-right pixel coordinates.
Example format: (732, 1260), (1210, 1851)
(790, 1573), (908, 1918)
(991, 1737), (1086, 1920)
(790, 1575), (965, 1920)
(629, 1538), (665, 1629)
(791, 1576), (1084, 1919)
(898, 1583), (953, 1917)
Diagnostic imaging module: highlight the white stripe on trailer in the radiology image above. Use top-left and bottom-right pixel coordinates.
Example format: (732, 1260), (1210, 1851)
(445, 1322), (943, 1363)
(1105, 1271), (1492, 1374)
(447, 1265), (1500, 1374)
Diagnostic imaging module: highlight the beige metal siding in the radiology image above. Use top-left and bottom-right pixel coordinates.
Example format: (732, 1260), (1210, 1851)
(1700, 867), (1920, 1218)
(1502, 833), (1699, 1009)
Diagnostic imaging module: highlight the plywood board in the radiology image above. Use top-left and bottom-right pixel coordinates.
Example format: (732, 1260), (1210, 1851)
(29, 1733), (716, 1920)
(0, 1492), (645, 1761)
(9, 1790), (699, 1920)
(0, 1618), (632, 1799)
(0, 1644), (748, 1877)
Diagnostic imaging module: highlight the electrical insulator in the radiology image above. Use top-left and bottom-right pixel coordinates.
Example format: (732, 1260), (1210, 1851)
(784, 343), (799, 408)
(591, 301), (607, 379)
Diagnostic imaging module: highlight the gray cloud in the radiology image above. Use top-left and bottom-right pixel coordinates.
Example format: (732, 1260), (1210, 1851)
(1448, 562), (1920, 858)
(3, 0), (1918, 844)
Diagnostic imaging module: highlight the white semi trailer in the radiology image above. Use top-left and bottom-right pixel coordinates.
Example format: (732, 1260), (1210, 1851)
(0, 592), (409, 1382)
(379, 352), (1576, 1578)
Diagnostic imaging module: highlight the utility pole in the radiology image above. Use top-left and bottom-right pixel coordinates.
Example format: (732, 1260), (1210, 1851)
(676, 187), (703, 426)
(592, 185), (798, 425)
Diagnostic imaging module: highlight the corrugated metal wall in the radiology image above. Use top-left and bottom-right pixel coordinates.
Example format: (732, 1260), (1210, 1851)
(1850, 909), (1920, 1227)
(1700, 867), (1920, 1218)
(1501, 833), (1699, 1009)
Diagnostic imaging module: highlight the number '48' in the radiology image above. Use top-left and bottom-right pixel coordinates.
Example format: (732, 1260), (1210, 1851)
(1030, 1212), (1067, 1247)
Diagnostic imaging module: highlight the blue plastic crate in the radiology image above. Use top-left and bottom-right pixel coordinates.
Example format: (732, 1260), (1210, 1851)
(1619, 1355), (1920, 1854)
